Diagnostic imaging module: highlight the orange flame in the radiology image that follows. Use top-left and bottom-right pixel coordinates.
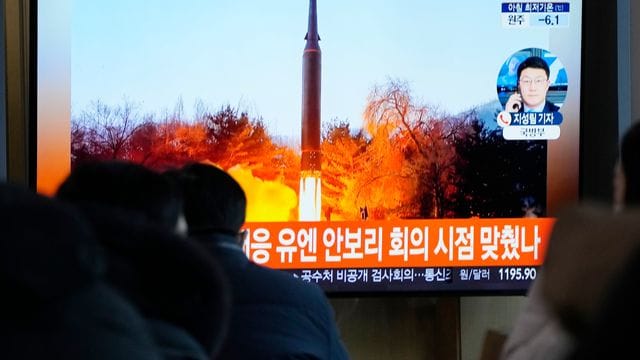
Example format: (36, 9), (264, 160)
(227, 165), (298, 222)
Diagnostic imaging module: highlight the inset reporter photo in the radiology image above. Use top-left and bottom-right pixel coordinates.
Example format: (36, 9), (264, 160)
(497, 48), (568, 113)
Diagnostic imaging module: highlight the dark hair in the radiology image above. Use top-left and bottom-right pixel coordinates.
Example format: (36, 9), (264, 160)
(621, 121), (640, 205)
(517, 56), (550, 80)
(56, 161), (182, 230)
(0, 183), (104, 303)
(178, 163), (247, 234)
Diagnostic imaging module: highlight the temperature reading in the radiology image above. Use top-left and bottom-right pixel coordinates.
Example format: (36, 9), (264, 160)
(544, 14), (560, 25)
(530, 13), (569, 28)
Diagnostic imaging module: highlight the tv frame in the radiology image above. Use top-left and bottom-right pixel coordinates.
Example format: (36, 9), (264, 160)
(5, 0), (622, 296)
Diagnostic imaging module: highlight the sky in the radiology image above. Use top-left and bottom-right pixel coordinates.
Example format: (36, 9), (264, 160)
(70, 0), (580, 142)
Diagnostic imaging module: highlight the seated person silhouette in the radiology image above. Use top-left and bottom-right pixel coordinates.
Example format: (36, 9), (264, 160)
(567, 121), (640, 359)
(55, 160), (230, 360)
(505, 56), (560, 113)
(0, 183), (162, 360)
(500, 121), (640, 360)
(177, 163), (350, 360)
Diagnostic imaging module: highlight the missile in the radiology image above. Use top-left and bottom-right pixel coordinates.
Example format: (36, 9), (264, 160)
(299, 0), (322, 221)
(301, 0), (321, 173)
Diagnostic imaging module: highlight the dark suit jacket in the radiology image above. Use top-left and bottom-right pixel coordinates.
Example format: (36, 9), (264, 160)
(194, 233), (350, 360)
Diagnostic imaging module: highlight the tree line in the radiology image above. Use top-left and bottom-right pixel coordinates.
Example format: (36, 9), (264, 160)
(72, 80), (546, 220)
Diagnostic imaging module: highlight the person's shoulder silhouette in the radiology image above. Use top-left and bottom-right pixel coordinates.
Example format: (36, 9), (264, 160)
(0, 182), (162, 360)
(177, 162), (350, 360)
(55, 160), (231, 359)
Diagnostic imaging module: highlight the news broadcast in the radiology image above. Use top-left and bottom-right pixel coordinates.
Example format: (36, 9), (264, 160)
(38, 0), (582, 293)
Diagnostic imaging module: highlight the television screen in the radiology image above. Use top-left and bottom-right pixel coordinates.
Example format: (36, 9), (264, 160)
(38, 0), (582, 293)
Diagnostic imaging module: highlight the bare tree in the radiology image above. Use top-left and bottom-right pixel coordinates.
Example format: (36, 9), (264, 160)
(363, 79), (471, 218)
(75, 100), (143, 161)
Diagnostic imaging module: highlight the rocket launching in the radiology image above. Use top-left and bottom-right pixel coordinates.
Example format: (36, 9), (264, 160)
(299, 0), (322, 221)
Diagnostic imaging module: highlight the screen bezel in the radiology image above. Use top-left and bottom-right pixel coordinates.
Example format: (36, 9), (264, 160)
(30, 0), (621, 297)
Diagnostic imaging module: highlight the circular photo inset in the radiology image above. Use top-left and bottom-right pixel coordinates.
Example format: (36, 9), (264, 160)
(496, 48), (567, 113)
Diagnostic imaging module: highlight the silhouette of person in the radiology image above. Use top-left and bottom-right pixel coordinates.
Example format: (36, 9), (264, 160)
(177, 162), (350, 360)
(0, 183), (162, 360)
(55, 160), (230, 359)
(500, 121), (640, 360)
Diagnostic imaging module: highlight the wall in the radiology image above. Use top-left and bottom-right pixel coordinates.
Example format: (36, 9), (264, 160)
(460, 296), (525, 360)
(332, 297), (460, 360)
(3, 0), (32, 186)
(580, 0), (622, 202)
(633, 1), (640, 125)
(619, 0), (640, 133)
(1, 2), (7, 181)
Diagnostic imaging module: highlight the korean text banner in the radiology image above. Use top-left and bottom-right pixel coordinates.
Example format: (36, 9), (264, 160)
(243, 218), (554, 269)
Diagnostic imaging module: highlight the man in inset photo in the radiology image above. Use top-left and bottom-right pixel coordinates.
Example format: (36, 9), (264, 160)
(505, 56), (560, 113)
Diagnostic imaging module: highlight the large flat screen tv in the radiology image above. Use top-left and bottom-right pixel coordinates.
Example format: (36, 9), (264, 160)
(38, 0), (582, 294)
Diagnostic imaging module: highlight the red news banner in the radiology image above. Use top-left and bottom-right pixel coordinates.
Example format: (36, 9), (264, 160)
(242, 218), (555, 269)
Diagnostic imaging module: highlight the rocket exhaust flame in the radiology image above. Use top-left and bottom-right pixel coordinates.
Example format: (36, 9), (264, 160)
(299, 171), (322, 221)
